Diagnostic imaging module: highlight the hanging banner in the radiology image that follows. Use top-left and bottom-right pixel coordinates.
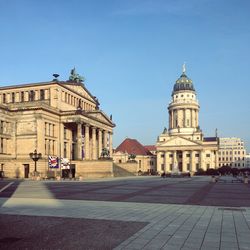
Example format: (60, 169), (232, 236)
(48, 156), (59, 168)
(61, 158), (70, 169)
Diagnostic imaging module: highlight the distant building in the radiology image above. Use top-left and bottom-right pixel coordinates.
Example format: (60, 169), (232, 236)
(156, 65), (218, 174)
(113, 138), (156, 173)
(218, 138), (246, 168)
(144, 145), (156, 155)
(245, 154), (250, 168)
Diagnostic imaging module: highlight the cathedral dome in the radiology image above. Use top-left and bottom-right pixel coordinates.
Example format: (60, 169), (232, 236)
(172, 65), (195, 93)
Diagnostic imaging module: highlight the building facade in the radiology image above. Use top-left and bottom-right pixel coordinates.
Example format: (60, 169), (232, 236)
(218, 137), (246, 168)
(113, 138), (156, 173)
(156, 65), (218, 174)
(0, 69), (115, 178)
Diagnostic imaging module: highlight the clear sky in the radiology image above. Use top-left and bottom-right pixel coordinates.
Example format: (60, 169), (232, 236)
(0, 0), (250, 151)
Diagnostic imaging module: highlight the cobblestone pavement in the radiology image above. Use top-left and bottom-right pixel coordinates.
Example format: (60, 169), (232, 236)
(1, 176), (250, 250)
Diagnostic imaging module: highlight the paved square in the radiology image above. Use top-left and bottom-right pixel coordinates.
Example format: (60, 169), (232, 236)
(1, 176), (250, 249)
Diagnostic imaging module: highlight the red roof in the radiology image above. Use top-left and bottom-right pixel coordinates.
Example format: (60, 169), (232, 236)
(115, 138), (153, 156)
(144, 145), (156, 151)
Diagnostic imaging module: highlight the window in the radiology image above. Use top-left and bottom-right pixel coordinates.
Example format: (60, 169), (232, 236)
(195, 154), (199, 157)
(161, 154), (164, 158)
(11, 93), (15, 103)
(21, 92), (24, 102)
(161, 164), (164, 171)
(206, 154), (210, 157)
(2, 94), (6, 103)
(186, 154), (190, 157)
(169, 154), (173, 158)
(40, 89), (45, 100)
(64, 142), (67, 158)
(29, 90), (35, 101)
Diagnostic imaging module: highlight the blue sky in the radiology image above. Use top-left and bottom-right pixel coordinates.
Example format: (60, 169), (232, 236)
(0, 0), (250, 150)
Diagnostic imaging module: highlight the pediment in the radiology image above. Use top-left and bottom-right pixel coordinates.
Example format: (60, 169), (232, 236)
(64, 83), (95, 102)
(159, 136), (201, 147)
(87, 111), (114, 126)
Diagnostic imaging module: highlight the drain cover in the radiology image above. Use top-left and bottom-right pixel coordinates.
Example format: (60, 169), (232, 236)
(218, 208), (246, 212)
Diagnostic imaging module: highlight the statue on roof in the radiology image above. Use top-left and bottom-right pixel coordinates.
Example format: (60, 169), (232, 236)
(69, 67), (85, 83)
(182, 62), (186, 74)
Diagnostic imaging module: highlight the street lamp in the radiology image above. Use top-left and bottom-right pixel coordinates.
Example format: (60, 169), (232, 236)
(29, 149), (42, 176)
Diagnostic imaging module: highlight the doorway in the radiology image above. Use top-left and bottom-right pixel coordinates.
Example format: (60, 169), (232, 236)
(23, 164), (30, 178)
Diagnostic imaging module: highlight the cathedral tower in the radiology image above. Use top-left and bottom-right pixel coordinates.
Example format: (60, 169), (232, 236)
(168, 64), (200, 136)
(156, 65), (218, 174)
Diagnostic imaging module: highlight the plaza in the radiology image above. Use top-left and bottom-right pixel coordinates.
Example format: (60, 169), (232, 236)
(1, 176), (250, 249)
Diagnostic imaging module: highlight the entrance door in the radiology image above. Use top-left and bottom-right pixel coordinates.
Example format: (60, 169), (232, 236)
(24, 164), (30, 178)
(70, 164), (76, 178)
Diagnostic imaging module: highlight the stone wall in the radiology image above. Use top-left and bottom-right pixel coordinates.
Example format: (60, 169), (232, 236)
(75, 160), (113, 178)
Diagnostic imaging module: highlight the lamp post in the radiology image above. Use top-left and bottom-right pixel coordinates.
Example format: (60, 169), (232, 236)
(29, 149), (42, 176)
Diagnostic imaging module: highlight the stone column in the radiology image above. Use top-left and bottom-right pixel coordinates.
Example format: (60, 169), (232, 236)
(103, 130), (108, 149)
(200, 150), (204, 170)
(60, 123), (65, 158)
(169, 111), (171, 129)
(98, 129), (102, 158)
(182, 151), (187, 172)
(92, 127), (97, 160)
(84, 124), (90, 160)
(183, 109), (186, 127)
(196, 110), (199, 127)
(173, 151), (177, 170)
(109, 132), (113, 158)
(191, 151), (196, 173)
(164, 152), (169, 172)
(156, 151), (162, 172)
(171, 110), (174, 129)
(77, 123), (82, 160)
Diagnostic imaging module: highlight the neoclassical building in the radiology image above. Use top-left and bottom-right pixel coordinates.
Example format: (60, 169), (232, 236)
(156, 65), (218, 174)
(0, 69), (115, 178)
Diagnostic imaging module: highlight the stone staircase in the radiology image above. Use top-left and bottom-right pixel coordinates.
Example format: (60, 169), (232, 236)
(113, 164), (137, 177)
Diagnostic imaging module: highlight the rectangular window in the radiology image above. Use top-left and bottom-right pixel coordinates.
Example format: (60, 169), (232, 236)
(40, 89), (45, 100)
(161, 164), (164, 171)
(196, 163), (199, 170)
(186, 154), (190, 157)
(3, 93), (6, 103)
(29, 90), (35, 101)
(206, 154), (210, 157)
(195, 154), (199, 157)
(161, 154), (164, 158)
(21, 92), (24, 102)
(64, 142), (67, 158)
(12, 93), (15, 103)
(169, 154), (173, 158)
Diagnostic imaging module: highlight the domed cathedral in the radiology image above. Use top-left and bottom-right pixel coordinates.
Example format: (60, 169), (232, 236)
(156, 64), (218, 174)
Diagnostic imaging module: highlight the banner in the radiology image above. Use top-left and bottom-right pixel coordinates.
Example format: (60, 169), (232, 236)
(61, 158), (70, 169)
(48, 156), (59, 168)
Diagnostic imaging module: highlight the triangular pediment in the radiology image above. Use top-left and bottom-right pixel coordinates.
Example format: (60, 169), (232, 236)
(159, 136), (202, 147)
(87, 111), (114, 126)
(63, 83), (95, 102)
